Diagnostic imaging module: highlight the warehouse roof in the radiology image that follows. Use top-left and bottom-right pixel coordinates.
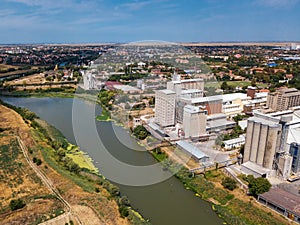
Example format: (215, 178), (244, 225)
(176, 140), (208, 160)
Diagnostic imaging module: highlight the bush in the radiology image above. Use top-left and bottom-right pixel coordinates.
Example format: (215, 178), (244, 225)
(36, 158), (42, 166)
(9, 199), (26, 211)
(119, 205), (129, 218)
(133, 125), (149, 140)
(222, 177), (237, 191)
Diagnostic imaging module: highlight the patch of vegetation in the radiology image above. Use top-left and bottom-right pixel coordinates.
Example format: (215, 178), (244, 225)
(213, 198), (286, 225)
(33, 157), (42, 166)
(152, 147), (285, 225)
(9, 199), (26, 211)
(243, 175), (271, 196)
(96, 108), (111, 121)
(133, 125), (149, 140)
(233, 114), (249, 123)
(98, 90), (117, 110)
(108, 73), (148, 82)
(222, 177), (237, 191)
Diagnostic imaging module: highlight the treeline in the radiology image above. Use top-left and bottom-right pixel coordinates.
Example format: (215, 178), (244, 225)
(108, 73), (148, 82)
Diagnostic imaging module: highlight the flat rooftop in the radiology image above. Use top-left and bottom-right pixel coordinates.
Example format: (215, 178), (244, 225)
(113, 84), (140, 92)
(259, 187), (300, 216)
(156, 89), (176, 95)
(241, 161), (270, 176)
(176, 140), (208, 160)
(223, 135), (245, 145)
(180, 95), (223, 104)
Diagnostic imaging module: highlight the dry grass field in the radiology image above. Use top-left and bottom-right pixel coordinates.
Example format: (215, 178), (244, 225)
(0, 104), (130, 225)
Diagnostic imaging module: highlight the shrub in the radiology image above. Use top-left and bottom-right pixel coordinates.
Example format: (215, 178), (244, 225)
(119, 205), (129, 218)
(133, 125), (149, 140)
(222, 177), (237, 191)
(9, 199), (26, 211)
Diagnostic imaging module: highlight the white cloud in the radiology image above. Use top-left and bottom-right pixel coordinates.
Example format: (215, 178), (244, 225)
(255, 0), (299, 7)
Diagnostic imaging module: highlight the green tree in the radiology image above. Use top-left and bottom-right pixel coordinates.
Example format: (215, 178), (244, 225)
(221, 81), (229, 90)
(248, 176), (271, 196)
(221, 177), (237, 191)
(133, 125), (149, 140)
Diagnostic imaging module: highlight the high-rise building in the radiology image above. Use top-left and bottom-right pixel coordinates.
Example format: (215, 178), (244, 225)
(182, 105), (207, 138)
(267, 88), (300, 112)
(154, 89), (176, 127)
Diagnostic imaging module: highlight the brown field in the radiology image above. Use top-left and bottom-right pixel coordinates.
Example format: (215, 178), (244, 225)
(0, 64), (19, 71)
(0, 107), (64, 224)
(0, 104), (129, 225)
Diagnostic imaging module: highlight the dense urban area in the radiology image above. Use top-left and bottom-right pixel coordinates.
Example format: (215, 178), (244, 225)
(1, 42), (300, 225)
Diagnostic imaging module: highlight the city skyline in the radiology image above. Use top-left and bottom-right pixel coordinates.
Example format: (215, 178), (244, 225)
(0, 0), (300, 44)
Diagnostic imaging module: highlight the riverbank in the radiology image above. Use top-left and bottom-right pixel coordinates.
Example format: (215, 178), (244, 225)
(150, 150), (291, 225)
(0, 99), (151, 225)
(1, 92), (287, 224)
(95, 92), (292, 225)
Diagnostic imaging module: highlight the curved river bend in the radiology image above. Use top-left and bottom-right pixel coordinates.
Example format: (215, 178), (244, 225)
(2, 97), (223, 225)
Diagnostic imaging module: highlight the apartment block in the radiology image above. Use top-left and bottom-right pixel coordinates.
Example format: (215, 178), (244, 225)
(267, 88), (300, 112)
(154, 89), (176, 127)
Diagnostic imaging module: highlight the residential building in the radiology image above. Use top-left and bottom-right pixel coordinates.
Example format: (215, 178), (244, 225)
(267, 88), (300, 112)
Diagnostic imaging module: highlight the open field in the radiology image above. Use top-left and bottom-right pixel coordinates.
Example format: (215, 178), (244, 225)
(0, 64), (19, 71)
(0, 106), (64, 225)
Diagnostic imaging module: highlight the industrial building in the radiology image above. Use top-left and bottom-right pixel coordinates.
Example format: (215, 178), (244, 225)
(258, 188), (300, 224)
(176, 140), (209, 163)
(243, 107), (300, 179)
(182, 105), (207, 138)
(223, 135), (245, 150)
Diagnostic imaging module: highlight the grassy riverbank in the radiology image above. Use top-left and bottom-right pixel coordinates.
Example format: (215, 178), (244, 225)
(0, 99), (151, 225)
(96, 107), (111, 121)
(151, 151), (289, 225)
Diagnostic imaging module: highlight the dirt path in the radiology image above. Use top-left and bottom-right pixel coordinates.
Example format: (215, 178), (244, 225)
(15, 135), (83, 225)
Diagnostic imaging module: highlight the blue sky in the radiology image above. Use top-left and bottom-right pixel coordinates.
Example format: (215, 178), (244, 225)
(0, 0), (299, 43)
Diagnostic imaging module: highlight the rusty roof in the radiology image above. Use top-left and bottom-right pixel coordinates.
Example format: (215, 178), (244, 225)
(259, 187), (300, 216)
